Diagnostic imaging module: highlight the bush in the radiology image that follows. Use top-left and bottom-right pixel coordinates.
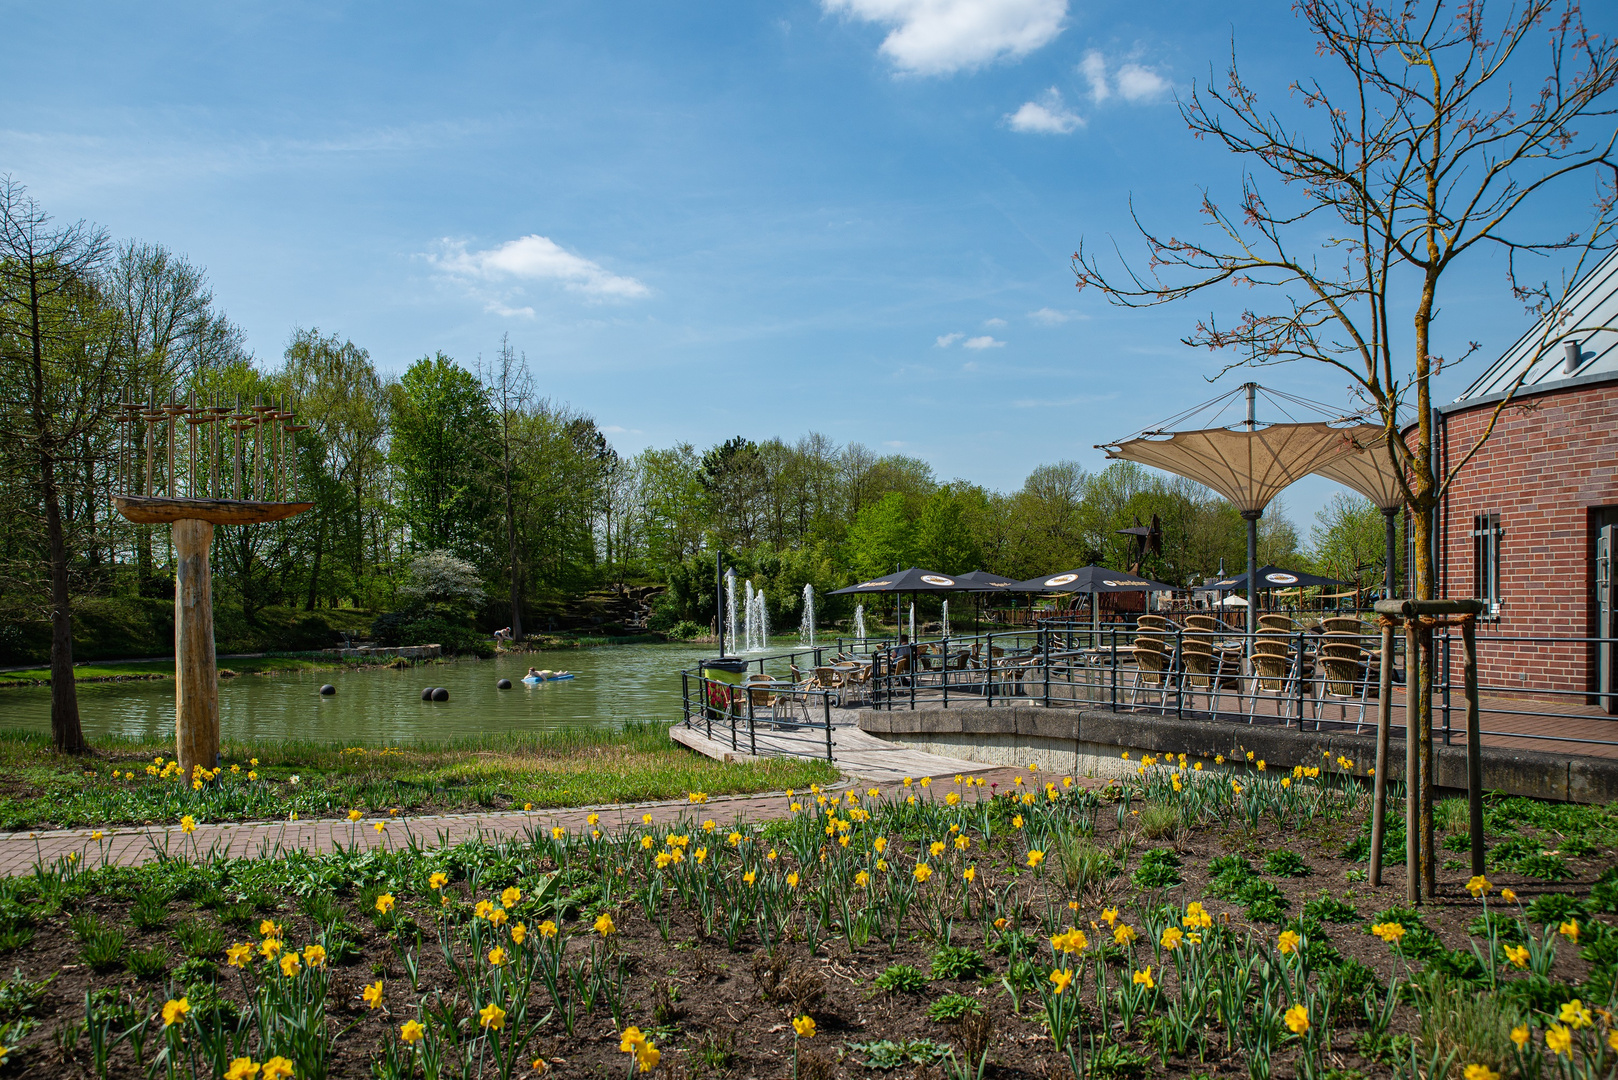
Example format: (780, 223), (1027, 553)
(667, 620), (705, 641)
(1303, 896), (1359, 923)
(127, 944), (170, 981)
(929, 945), (989, 981)
(926, 992), (982, 1022)
(873, 964), (928, 994)
(1525, 893), (1586, 925)
(1263, 849), (1311, 877)
(1132, 848), (1183, 889)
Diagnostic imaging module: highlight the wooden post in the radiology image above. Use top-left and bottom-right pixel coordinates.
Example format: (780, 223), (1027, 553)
(1419, 624), (1436, 899)
(173, 518), (218, 780)
(1405, 617), (1421, 903)
(1369, 618), (1395, 887)
(1463, 616), (1485, 878)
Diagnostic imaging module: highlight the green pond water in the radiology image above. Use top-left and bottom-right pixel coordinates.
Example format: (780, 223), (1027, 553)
(0, 643), (809, 744)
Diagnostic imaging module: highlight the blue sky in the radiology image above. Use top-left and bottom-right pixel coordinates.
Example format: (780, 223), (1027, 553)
(1, 0), (1567, 534)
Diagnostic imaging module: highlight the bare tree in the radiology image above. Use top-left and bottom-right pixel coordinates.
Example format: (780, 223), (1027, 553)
(0, 177), (118, 753)
(1075, 0), (1617, 591)
(478, 336), (534, 639)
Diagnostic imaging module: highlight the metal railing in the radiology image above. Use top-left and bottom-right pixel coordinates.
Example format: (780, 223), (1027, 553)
(676, 622), (1618, 754)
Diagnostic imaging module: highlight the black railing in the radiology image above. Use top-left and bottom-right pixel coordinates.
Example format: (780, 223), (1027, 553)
(676, 622), (1618, 754)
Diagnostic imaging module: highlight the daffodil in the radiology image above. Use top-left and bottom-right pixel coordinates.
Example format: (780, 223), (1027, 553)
(594, 912), (616, 936)
(793, 1015), (817, 1038)
(162, 997), (190, 1026)
(1284, 1004), (1309, 1035)
(1132, 967), (1154, 989)
(479, 1002), (506, 1030)
(363, 981), (384, 1009)
(1049, 968), (1074, 994)
(400, 1020), (425, 1044)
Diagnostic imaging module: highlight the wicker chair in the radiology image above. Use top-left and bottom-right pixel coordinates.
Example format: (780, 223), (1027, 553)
(1313, 635), (1373, 730)
(1258, 613), (1295, 632)
(1247, 633), (1299, 721)
(1128, 637), (1171, 711)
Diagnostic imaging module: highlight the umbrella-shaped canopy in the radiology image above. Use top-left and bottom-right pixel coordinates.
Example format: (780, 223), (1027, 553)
(828, 567), (965, 595)
(1011, 566), (1176, 593)
(1312, 425), (1406, 511)
(1204, 566), (1351, 591)
(1100, 421), (1359, 514)
(951, 570), (1020, 591)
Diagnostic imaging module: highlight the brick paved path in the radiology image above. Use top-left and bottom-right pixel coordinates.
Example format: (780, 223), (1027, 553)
(0, 764), (1064, 879)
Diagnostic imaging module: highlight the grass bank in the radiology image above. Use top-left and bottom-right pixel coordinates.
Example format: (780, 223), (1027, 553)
(0, 724), (838, 831)
(0, 651), (430, 687)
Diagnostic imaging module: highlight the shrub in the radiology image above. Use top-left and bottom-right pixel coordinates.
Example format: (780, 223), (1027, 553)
(1133, 848), (1184, 889)
(1138, 803), (1180, 840)
(1303, 897), (1359, 923)
(873, 964), (928, 994)
(72, 916), (126, 974)
(930, 945), (989, 981)
(1263, 849), (1311, 877)
(1525, 893), (1586, 925)
(667, 621), (705, 641)
(1513, 853), (1572, 882)
(1370, 904), (1443, 960)
(127, 944), (170, 981)
(129, 892), (169, 931)
(926, 992), (982, 1022)
(175, 918), (225, 960)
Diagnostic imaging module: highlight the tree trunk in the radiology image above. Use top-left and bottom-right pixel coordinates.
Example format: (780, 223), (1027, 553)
(42, 456), (87, 754)
(305, 514), (324, 611)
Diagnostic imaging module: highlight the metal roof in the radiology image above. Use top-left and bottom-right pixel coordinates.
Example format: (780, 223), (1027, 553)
(1459, 248), (1618, 401)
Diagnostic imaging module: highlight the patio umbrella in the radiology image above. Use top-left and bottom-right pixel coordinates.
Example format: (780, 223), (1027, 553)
(830, 568), (965, 641)
(1310, 424), (1407, 602)
(1099, 383), (1359, 640)
(1011, 566), (1177, 638)
(1205, 566), (1352, 591)
(950, 570), (1020, 633)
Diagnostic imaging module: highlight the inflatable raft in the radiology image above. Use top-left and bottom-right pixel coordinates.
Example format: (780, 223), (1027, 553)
(521, 673), (575, 684)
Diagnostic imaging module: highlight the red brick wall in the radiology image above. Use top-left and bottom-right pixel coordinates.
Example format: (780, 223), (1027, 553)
(1429, 381), (1618, 699)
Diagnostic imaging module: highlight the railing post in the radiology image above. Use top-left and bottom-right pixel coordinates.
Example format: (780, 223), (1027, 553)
(704, 676), (713, 742)
(1175, 627), (1184, 720)
(1110, 629), (1118, 711)
(681, 670), (690, 727)
(1296, 630), (1307, 729)
(747, 689), (757, 756)
(824, 692), (833, 763)
(1441, 631), (1453, 746)
(987, 632), (995, 708)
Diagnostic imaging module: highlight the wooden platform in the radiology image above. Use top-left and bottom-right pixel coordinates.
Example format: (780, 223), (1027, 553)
(671, 713), (997, 782)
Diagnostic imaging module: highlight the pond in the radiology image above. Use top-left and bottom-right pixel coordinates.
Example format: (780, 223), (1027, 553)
(0, 641), (813, 745)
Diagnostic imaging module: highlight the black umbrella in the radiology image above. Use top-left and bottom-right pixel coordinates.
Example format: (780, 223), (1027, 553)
(951, 570), (1019, 633)
(1009, 566), (1176, 593)
(828, 568), (967, 594)
(1203, 565), (1350, 591)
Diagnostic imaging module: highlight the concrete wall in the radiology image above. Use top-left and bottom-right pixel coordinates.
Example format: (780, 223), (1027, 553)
(856, 706), (1618, 804)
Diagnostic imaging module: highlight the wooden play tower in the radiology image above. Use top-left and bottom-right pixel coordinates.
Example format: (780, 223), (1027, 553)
(112, 391), (311, 779)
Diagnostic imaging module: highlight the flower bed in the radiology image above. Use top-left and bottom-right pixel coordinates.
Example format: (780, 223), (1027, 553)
(1, 754), (1616, 1078)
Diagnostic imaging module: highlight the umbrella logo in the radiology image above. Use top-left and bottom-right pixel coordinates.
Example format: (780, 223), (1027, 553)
(921, 575), (955, 586)
(1044, 574), (1079, 587)
(1265, 573), (1298, 585)
(858, 580), (892, 588)
(1103, 580), (1147, 587)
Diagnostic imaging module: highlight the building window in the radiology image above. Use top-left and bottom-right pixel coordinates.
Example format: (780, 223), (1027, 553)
(1472, 512), (1504, 614)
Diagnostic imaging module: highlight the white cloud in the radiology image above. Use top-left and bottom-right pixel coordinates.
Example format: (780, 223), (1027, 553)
(1079, 51), (1171, 105)
(1028, 307), (1070, 325)
(1116, 62), (1171, 103)
(1006, 88), (1083, 134)
(824, 0), (1067, 75)
(936, 331), (965, 347)
(963, 335), (1005, 349)
(984, 316), (1007, 327)
(427, 234), (649, 310)
(1079, 51), (1110, 103)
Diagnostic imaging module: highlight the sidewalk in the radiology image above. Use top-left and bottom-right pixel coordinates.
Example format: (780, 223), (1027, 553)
(0, 764), (1067, 878)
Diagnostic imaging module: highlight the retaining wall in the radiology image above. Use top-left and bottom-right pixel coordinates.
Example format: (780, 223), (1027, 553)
(855, 706), (1618, 804)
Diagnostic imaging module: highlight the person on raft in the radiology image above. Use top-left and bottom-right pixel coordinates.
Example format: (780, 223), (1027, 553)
(526, 668), (570, 679)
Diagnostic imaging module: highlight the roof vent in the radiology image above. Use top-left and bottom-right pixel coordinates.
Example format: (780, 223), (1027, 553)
(1564, 339), (1584, 374)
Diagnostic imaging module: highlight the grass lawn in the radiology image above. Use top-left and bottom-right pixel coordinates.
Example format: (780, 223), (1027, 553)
(0, 724), (840, 830)
(0, 653), (364, 685)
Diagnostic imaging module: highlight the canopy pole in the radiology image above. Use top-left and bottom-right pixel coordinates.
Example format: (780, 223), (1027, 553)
(1383, 507), (1399, 602)
(1242, 510), (1261, 644)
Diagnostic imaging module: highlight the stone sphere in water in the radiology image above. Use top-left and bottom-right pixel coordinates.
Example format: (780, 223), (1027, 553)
(431, 687), (449, 702)
(319, 684), (336, 696)
(421, 687), (435, 701)
(496, 678), (512, 690)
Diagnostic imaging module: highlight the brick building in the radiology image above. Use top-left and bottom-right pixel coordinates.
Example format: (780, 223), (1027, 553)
(1416, 251), (1618, 711)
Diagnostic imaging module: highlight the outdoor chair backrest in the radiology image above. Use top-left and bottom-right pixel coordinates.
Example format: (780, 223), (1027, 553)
(1319, 652), (1363, 695)
(1255, 630), (1292, 652)
(1258, 613), (1294, 632)
(1137, 614), (1170, 631)
(1252, 651), (1292, 687)
(1320, 617), (1364, 635)
(1131, 646), (1168, 678)
(1132, 635), (1166, 653)
(748, 686), (775, 707)
(1184, 614), (1220, 631)
(814, 666), (842, 687)
(789, 663), (804, 682)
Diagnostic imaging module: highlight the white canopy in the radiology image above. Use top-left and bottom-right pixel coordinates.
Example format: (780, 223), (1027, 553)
(1101, 421), (1360, 514)
(1311, 424), (1406, 511)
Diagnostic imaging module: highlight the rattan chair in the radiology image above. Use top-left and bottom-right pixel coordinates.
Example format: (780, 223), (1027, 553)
(1128, 637), (1171, 711)
(1247, 632), (1300, 721)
